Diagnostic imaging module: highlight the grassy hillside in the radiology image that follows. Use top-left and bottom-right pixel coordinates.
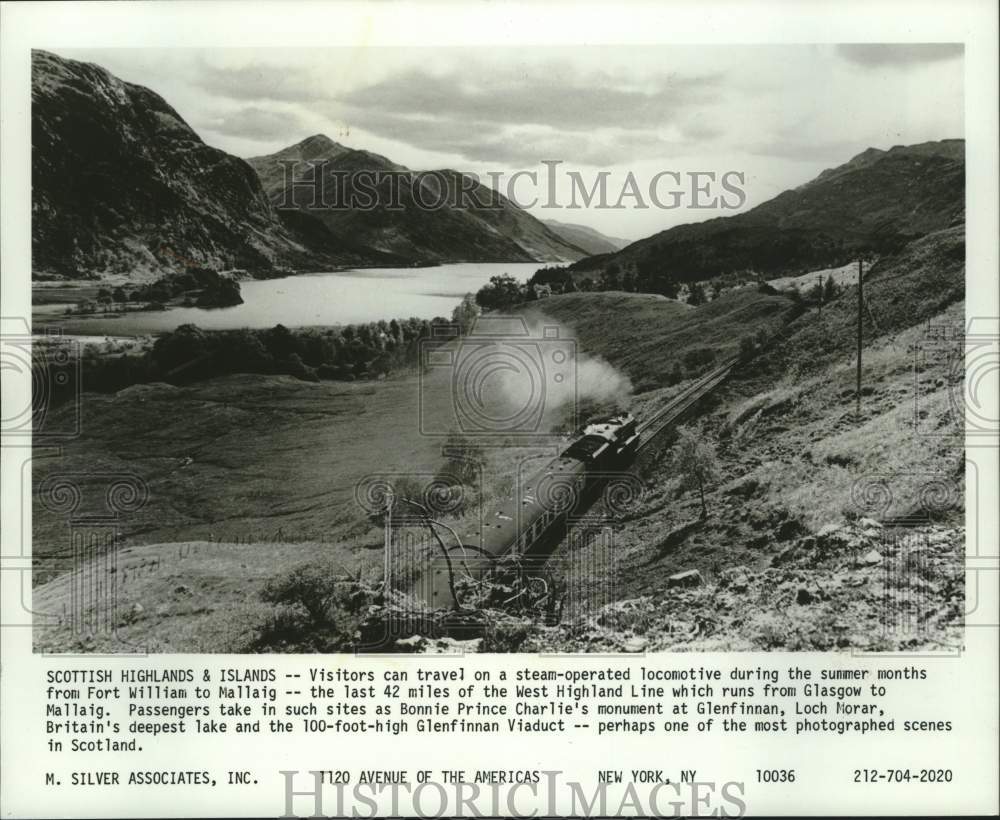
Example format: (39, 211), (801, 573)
(31, 374), (452, 583)
(32, 541), (364, 653)
(520, 289), (792, 391)
(778, 225), (965, 373)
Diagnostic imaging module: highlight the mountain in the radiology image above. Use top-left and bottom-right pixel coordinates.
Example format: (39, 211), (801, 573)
(542, 219), (630, 255)
(248, 137), (587, 264)
(31, 51), (395, 280)
(574, 139), (965, 284)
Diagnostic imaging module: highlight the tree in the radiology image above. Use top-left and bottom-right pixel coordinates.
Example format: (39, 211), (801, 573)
(112, 286), (128, 306)
(151, 324), (208, 373)
(823, 275), (838, 300)
(687, 282), (706, 306)
(265, 324), (297, 359)
(671, 425), (721, 519)
(451, 293), (481, 334)
(475, 274), (523, 312)
(655, 277), (680, 299)
(602, 263), (621, 291)
(286, 352), (318, 382)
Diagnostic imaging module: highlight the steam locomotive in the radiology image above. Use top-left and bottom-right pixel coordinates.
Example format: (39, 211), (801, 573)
(414, 412), (640, 608)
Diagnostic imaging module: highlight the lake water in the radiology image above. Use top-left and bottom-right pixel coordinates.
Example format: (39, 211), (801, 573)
(34, 262), (541, 336)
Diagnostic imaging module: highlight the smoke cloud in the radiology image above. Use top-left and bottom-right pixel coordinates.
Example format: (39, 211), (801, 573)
(470, 316), (633, 433)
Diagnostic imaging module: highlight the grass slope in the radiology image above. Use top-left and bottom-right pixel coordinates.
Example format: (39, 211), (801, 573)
(520, 289), (791, 391)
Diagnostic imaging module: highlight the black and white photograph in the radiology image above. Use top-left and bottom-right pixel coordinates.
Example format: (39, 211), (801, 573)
(2, 3), (998, 818)
(22, 41), (971, 655)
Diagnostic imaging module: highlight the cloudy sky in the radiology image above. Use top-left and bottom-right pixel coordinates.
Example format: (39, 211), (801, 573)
(62, 44), (963, 239)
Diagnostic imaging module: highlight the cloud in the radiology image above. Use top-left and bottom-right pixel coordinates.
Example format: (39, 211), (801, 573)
(195, 60), (330, 102)
(204, 106), (309, 141)
(836, 44), (963, 68)
(681, 117), (723, 141)
(325, 64), (722, 165)
(339, 65), (724, 132)
(340, 108), (678, 166)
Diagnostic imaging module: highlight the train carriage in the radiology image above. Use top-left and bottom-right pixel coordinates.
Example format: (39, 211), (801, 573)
(413, 413), (639, 608)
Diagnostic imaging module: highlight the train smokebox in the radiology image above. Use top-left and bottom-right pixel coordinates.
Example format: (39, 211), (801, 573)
(563, 412), (639, 463)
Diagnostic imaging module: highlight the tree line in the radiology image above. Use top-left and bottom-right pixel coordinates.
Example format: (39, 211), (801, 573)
(42, 316), (460, 405)
(67, 268), (244, 314)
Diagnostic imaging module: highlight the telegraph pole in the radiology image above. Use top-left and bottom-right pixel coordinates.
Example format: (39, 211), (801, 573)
(856, 258), (863, 418)
(817, 274), (823, 316)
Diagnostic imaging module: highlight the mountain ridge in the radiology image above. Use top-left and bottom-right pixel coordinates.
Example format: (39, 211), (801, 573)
(541, 219), (631, 255)
(248, 136), (587, 265)
(573, 138), (965, 285)
(31, 50), (401, 280)
(31, 53), (578, 280)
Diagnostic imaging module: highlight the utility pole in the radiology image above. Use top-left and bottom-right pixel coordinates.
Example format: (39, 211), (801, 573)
(856, 258), (863, 418)
(817, 274), (823, 316)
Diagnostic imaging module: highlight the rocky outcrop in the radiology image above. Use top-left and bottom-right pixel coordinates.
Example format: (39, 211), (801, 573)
(31, 51), (390, 280)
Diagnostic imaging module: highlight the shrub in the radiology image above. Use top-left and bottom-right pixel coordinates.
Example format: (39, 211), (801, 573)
(261, 563), (342, 624)
(682, 347), (716, 372)
(481, 618), (535, 652)
(254, 562), (379, 652)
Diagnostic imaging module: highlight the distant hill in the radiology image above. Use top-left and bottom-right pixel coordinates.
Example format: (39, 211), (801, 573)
(574, 140), (965, 286)
(31, 51), (398, 280)
(249, 136), (587, 265)
(541, 219), (630, 255)
(781, 223), (965, 372)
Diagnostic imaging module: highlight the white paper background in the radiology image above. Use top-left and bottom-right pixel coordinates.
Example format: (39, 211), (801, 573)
(2, 1), (997, 817)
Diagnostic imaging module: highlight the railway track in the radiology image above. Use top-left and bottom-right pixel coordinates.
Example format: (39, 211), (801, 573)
(634, 355), (741, 450)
